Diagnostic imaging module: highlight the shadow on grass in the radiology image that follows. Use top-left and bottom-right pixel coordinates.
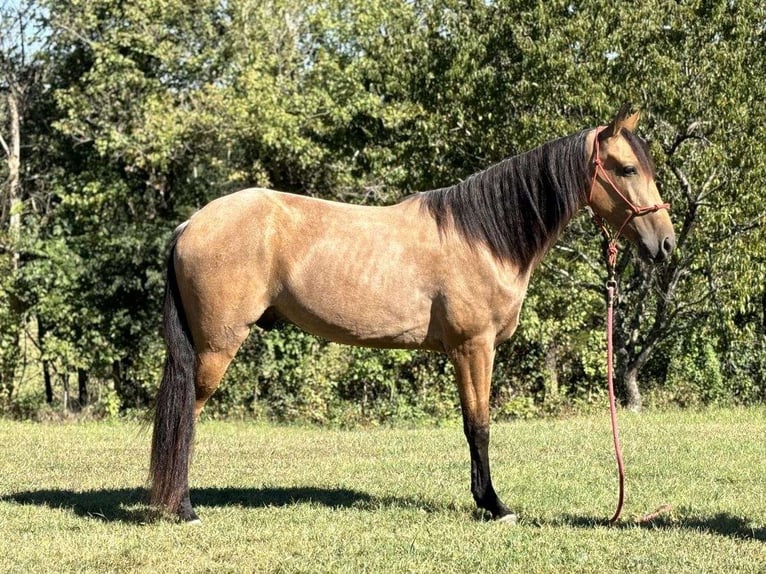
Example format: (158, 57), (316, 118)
(4, 488), (764, 540)
(550, 512), (765, 541)
(0, 485), (443, 524)
(1, 487), (149, 523)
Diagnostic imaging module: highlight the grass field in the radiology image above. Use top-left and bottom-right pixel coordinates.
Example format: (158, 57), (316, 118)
(1, 408), (764, 573)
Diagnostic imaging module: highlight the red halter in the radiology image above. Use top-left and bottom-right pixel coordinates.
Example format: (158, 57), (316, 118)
(587, 126), (670, 269)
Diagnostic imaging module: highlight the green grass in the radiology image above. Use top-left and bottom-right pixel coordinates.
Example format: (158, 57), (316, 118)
(1, 408), (764, 573)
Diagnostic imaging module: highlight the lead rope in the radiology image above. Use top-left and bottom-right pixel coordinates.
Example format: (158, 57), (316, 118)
(603, 246), (671, 525)
(605, 273), (624, 524)
(589, 126), (671, 525)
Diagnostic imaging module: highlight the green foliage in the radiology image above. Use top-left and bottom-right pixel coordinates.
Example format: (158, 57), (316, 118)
(204, 326), (459, 426)
(654, 323), (766, 408)
(2, 0), (765, 420)
(664, 333), (728, 406)
(0, 262), (21, 405)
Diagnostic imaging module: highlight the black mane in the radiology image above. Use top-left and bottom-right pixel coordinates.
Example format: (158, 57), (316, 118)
(418, 129), (590, 270)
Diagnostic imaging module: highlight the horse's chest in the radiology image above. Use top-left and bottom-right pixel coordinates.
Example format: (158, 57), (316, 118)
(491, 290), (527, 344)
(438, 272), (529, 346)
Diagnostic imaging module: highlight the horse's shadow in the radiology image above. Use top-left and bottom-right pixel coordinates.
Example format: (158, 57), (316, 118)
(3, 487), (764, 541)
(545, 512), (765, 541)
(0, 485), (441, 524)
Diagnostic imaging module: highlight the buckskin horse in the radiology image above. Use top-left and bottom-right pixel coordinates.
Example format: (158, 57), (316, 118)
(150, 104), (674, 523)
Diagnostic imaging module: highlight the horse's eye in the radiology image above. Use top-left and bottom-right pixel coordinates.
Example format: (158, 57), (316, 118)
(622, 165), (638, 176)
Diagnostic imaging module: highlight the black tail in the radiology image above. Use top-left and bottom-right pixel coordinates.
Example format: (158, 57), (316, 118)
(149, 225), (196, 515)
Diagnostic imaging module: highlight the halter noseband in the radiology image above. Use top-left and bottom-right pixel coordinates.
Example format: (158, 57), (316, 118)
(587, 126), (670, 268)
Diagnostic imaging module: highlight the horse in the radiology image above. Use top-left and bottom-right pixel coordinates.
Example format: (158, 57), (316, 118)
(150, 104), (675, 523)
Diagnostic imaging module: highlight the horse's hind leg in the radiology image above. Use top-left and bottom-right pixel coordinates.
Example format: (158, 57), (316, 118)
(176, 328), (249, 522)
(450, 337), (516, 522)
(193, 337), (249, 417)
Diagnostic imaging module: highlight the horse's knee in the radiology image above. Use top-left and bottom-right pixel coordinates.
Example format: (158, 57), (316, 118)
(464, 421), (490, 444)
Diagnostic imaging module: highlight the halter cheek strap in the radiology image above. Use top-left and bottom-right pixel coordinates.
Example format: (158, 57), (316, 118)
(588, 126), (670, 268)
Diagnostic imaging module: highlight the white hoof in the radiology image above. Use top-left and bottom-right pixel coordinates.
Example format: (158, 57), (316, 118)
(496, 513), (518, 525)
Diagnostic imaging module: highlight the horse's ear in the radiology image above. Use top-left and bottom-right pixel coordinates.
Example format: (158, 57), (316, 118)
(602, 103), (640, 138)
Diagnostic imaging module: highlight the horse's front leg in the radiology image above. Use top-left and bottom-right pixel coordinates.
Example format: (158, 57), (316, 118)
(450, 337), (516, 523)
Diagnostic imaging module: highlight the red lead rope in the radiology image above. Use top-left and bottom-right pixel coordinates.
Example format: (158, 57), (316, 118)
(605, 280), (625, 524)
(605, 265), (671, 525)
(589, 126), (671, 525)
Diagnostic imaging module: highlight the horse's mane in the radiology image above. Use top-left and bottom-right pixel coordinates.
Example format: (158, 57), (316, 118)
(417, 129), (590, 270)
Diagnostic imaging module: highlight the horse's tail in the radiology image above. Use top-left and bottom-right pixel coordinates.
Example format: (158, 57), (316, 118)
(150, 222), (196, 515)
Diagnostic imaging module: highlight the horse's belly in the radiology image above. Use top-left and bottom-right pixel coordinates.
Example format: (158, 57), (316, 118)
(273, 245), (438, 349)
(274, 283), (436, 349)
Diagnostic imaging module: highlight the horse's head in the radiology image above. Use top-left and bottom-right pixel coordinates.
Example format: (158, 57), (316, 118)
(587, 105), (675, 263)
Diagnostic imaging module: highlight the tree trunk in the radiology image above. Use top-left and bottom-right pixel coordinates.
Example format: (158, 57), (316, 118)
(112, 360), (123, 398)
(77, 368), (88, 407)
(38, 318), (52, 402)
(762, 289), (766, 331)
(544, 343), (559, 401)
(620, 364), (643, 412)
(62, 371), (70, 413)
(0, 81), (25, 404)
(4, 85), (22, 271)
(613, 304), (644, 410)
(43, 359), (53, 403)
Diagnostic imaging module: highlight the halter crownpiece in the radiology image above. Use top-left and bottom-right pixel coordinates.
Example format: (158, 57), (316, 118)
(587, 126), (670, 269)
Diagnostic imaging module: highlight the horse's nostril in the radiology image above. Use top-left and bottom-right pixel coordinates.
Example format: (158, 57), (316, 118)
(661, 235), (675, 258)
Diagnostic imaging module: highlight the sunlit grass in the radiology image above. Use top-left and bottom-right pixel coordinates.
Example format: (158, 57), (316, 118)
(1, 408), (764, 573)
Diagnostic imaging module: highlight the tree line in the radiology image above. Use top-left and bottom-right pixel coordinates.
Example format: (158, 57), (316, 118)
(1, 0), (764, 422)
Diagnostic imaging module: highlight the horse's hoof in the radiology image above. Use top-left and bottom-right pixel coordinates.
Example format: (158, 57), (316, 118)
(186, 518), (202, 526)
(178, 498), (199, 523)
(496, 513), (518, 524)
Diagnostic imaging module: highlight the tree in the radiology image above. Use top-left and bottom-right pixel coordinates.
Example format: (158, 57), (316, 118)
(0, 0), (48, 404)
(581, 0), (766, 408)
(3, 0), (764, 418)
(464, 0), (766, 409)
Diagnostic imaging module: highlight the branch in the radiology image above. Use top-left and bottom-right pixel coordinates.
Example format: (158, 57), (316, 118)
(551, 243), (604, 277)
(54, 21), (96, 50)
(668, 287), (716, 318)
(658, 260), (687, 308)
(710, 213), (766, 245)
(540, 260), (602, 295)
(698, 166), (719, 193)
(673, 193), (700, 253)
(669, 164), (693, 202)
(23, 321), (44, 354)
(697, 183), (723, 204)
(621, 274), (684, 371)
(663, 122), (711, 157)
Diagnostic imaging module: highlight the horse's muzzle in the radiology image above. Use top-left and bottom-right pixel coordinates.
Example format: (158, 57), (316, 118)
(638, 233), (675, 263)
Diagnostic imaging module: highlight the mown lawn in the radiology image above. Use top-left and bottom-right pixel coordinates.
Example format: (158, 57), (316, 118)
(0, 408), (764, 573)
